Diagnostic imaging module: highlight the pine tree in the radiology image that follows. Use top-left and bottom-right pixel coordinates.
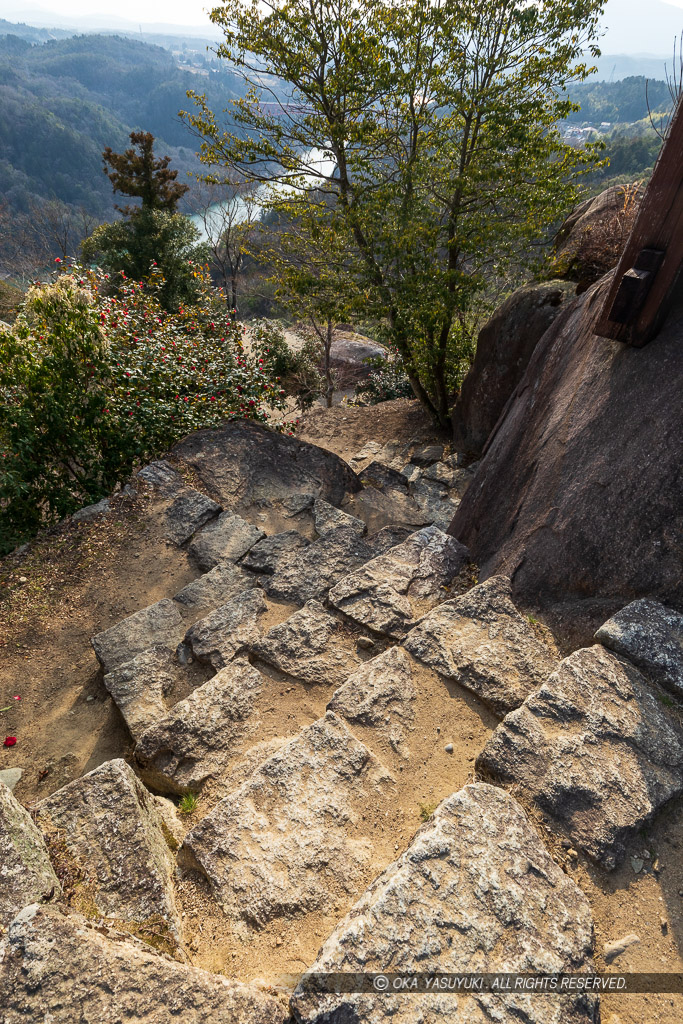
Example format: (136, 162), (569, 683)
(102, 131), (189, 215)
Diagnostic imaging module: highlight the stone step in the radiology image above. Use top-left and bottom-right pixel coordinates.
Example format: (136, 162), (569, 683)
(595, 597), (683, 698)
(476, 644), (683, 869)
(328, 525), (470, 639)
(292, 783), (598, 1024)
(188, 511), (266, 571)
(34, 759), (181, 936)
(0, 781), (60, 926)
(2, 904), (289, 1024)
(402, 575), (559, 716)
(92, 598), (185, 674)
(185, 588), (269, 671)
(178, 711), (393, 929)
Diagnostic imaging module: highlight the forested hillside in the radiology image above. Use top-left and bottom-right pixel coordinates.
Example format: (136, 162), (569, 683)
(0, 32), (244, 217)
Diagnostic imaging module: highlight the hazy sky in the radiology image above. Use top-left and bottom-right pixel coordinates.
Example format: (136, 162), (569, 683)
(2, 0), (683, 48)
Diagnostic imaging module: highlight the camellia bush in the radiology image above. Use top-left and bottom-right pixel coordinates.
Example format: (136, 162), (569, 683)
(0, 263), (288, 553)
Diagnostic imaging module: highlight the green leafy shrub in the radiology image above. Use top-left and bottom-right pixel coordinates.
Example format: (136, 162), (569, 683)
(250, 319), (324, 410)
(0, 265), (287, 553)
(353, 351), (413, 405)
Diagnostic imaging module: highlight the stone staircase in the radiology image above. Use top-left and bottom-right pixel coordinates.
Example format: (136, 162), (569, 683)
(2, 424), (682, 1023)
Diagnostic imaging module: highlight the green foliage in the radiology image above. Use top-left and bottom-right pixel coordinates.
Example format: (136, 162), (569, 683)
(250, 319), (323, 409)
(353, 353), (413, 406)
(565, 76), (671, 125)
(178, 792), (199, 815)
(0, 266), (287, 554)
(185, 0), (605, 427)
(81, 209), (210, 311)
(103, 130), (189, 215)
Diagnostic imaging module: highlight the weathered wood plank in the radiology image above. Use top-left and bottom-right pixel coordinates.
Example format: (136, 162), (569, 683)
(595, 97), (683, 346)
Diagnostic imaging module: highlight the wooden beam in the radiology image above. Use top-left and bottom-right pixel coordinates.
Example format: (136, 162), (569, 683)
(595, 96), (683, 346)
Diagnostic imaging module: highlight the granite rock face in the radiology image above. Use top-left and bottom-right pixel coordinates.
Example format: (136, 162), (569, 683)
(135, 661), (265, 795)
(1, 904), (290, 1024)
(188, 512), (265, 571)
(185, 588), (268, 670)
(595, 598), (683, 697)
(171, 419), (361, 511)
(328, 526), (470, 639)
(476, 646), (683, 869)
(252, 600), (362, 686)
(451, 281), (574, 455)
(0, 782), (60, 926)
(403, 576), (559, 716)
(292, 783), (597, 1024)
(92, 599), (184, 673)
(327, 646), (417, 754)
(34, 759), (181, 932)
(179, 712), (391, 926)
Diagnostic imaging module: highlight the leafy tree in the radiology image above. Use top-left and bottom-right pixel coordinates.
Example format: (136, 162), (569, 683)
(185, 0), (604, 427)
(191, 179), (260, 316)
(82, 208), (209, 311)
(103, 130), (189, 214)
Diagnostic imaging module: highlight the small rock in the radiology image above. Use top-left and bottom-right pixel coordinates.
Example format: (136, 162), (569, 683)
(0, 781), (60, 924)
(604, 933), (640, 963)
(164, 488), (221, 546)
(630, 857), (644, 874)
(444, 743), (454, 753)
(137, 460), (183, 493)
(410, 445), (444, 466)
(72, 497), (110, 523)
(356, 636), (375, 651)
(660, 916), (668, 933)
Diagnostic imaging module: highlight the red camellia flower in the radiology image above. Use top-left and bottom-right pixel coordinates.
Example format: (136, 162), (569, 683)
(3, 737), (17, 747)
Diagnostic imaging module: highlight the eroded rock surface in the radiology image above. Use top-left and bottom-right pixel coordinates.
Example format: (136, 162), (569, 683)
(595, 598), (683, 697)
(476, 646), (683, 869)
(92, 599), (184, 673)
(103, 645), (205, 744)
(328, 526), (470, 638)
(327, 646), (417, 755)
(186, 588), (268, 670)
(135, 661), (265, 795)
(172, 419), (361, 511)
(0, 782), (60, 926)
(239, 531), (309, 575)
(252, 600), (362, 686)
(179, 712), (391, 926)
(173, 562), (258, 613)
(189, 511), (265, 571)
(292, 783), (596, 1024)
(263, 526), (377, 604)
(1, 904), (289, 1024)
(403, 576), (559, 716)
(34, 759), (180, 932)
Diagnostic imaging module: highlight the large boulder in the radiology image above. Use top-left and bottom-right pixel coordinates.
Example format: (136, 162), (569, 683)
(171, 419), (361, 512)
(552, 183), (643, 290)
(476, 646), (683, 870)
(449, 274), (683, 616)
(1, 904), (289, 1024)
(451, 281), (574, 454)
(292, 783), (597, 1024)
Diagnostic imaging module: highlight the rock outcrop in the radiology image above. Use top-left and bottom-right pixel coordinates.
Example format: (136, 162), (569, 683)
(1, 904), (289, 1024)
(451, 281), (574, 455)
(449, 274), (683, 613)
(292, 783), (597, 1024)
(595, 598), (683, 697)
(476, 646), (683, 869)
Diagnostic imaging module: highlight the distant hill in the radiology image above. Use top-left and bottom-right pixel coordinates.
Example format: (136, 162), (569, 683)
(0, 31), (245, 218)
(566, 76), (672, 125)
